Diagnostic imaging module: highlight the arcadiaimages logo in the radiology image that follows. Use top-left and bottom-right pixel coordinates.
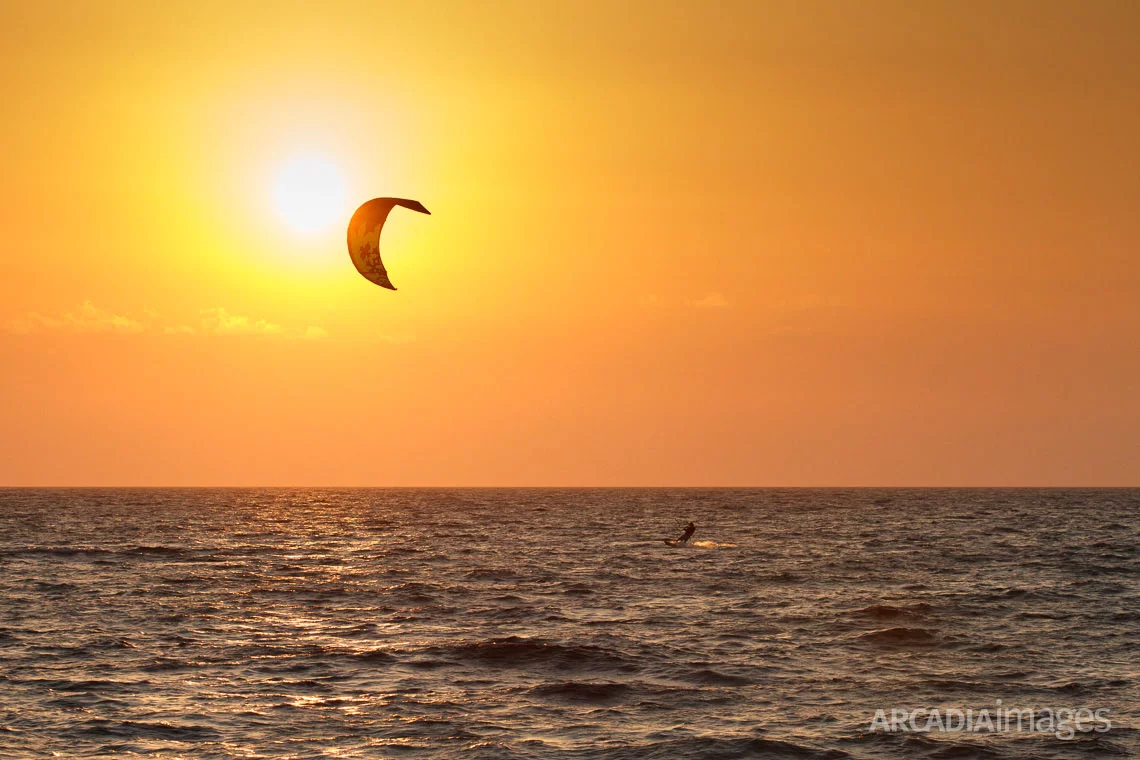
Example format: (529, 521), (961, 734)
(868, 700), (1111, 740)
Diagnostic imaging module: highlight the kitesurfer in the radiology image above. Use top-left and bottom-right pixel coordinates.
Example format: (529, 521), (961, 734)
(677, 521), (696, 544)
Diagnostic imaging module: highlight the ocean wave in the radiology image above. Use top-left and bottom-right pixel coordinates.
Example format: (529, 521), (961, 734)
(3, 544), (192, 561)
(75, 718), (221, 741)
(679, 667), (752, 686)
(351, 648), (397, 663)
(159, 575), (203, 584)
(758, 571), (803, 583)
(856, 627), (940, 645)
(385, 581), (445, 602)
(20, 678), (147, 693)
(854, 732), (1011, 759)
(847, 602), (934, 619)
(918, 678), (992, 692)
(381, 717), (482, 742)
(597, 735), (849, 759)
(465, 568), (524, 581)
(3, 546), (115, 558)
(963, 641), (1008, 653)
(32, 580), (80, 592)
(410, 636), (638, 673)
(94, 637), (137, 649)
(529, 681), (632, 704)
(46, 694), (129, 710)
(123, 545), (188, 556)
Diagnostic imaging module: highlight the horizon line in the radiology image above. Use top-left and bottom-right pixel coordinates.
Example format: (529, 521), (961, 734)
(1, 484), (1137, 490)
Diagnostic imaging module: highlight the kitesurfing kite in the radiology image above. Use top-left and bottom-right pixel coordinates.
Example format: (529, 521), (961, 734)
(346, 198), (431, 290)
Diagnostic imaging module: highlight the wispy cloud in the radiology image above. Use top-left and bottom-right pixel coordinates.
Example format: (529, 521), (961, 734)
(4, 301), (145, 335)
(689, 292), (731, 309)
(5, 301), (327, 340)
(197, 307), (284, 336)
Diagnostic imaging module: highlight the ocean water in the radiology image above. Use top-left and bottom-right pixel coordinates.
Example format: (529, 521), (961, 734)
(0, 488), (1137, 759)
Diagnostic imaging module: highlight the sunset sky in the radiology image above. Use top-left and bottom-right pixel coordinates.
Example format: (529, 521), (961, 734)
(1, 1), (1137, 485)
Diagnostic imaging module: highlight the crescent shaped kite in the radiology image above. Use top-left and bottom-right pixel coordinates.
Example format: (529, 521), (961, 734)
(346, 198), (431, 290)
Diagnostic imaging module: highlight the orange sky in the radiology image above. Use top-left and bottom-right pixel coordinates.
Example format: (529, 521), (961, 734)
(1, 1), (1137, 485)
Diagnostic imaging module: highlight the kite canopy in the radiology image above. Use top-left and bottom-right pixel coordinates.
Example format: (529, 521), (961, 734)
(346, 198), (431, 290)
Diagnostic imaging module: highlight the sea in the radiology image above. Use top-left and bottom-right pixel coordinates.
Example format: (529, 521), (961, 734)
(0, 488), (1137, 759)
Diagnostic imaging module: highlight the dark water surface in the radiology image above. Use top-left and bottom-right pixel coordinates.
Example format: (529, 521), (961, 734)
(1, 489), (1137, 759)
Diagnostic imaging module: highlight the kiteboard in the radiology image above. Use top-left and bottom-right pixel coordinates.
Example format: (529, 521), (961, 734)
(663, 539), (685, 547)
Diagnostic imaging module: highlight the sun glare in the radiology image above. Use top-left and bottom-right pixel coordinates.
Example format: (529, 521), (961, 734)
(271, 155), (348, 235)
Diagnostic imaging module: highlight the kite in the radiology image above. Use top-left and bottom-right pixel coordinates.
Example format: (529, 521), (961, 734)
(346, 198), (431, 290)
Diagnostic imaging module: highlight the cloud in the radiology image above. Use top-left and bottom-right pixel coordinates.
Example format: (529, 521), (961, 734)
(689, 292), (730, 309)
(4, 302), (327, 340)
(4, 300), (145, 335)
(198, 307), (284, 336)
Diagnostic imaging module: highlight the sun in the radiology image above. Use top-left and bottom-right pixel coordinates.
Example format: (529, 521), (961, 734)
(271, 155), (348, 235)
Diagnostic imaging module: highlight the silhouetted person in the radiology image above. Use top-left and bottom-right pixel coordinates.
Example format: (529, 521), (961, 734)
(677, 521), (696, 544)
